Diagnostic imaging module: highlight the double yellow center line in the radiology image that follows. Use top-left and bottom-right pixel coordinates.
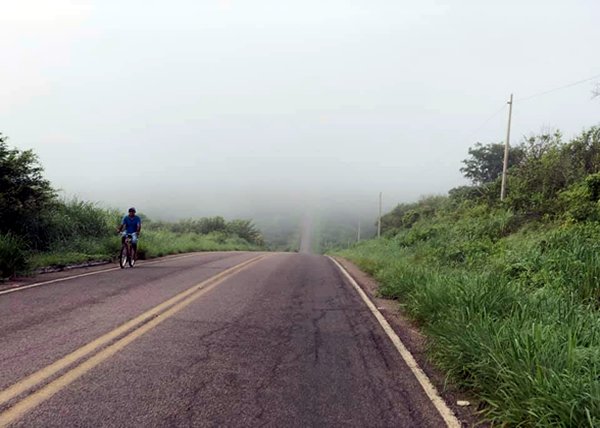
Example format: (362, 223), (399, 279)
(0, 255), (265, 427)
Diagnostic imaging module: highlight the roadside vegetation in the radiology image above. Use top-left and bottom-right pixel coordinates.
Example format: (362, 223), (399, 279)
(336, 126), (600, 426)
(0, 133), (264, 278)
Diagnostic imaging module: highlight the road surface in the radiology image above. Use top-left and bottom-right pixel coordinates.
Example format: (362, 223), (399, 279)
(0, 252), (452, 427)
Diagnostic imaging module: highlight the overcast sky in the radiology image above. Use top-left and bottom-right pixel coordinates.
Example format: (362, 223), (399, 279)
(2, 0), (599, 220)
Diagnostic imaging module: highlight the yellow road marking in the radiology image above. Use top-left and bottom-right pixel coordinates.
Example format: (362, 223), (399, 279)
(0, 255), (265, 426)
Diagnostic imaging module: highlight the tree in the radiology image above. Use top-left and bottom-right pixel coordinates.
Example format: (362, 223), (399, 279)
(563, 126), (600, 177)
(505, 131), (568, 215)
(0, 134), (56, 244)
(460, 142), (524, 185)
(226, 219), (264, 245)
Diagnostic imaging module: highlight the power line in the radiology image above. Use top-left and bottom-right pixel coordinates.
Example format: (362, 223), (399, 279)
(515, 72), (600, 102)
(460, 72), (600, 146)
(463, 103), (507, 141)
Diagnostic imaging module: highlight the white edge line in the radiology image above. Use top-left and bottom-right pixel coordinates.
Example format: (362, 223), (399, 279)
(0, 268), (119, 296)
(0, 252), (215, 297)
(328, 256), (461, 428)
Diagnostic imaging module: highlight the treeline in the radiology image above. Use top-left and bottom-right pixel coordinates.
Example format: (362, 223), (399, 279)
(337, 125), (600, 426)
(462, 126), (600, 220)
(145, 217), (264, 246)
(0, 134), (264, 278)
(383, 126), (600, 233)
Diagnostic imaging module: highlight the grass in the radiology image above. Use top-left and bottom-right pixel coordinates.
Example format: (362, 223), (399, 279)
(0, 233), (28, 277)
(0, 200), (265, 276)
(334, 211), (600, 427)
(138, 230), (258, 258)
(29, 252), (112, 270)
(26, 230), (261, 272)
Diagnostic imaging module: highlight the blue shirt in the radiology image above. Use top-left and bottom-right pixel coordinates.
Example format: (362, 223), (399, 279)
(122, 215), (141, 234)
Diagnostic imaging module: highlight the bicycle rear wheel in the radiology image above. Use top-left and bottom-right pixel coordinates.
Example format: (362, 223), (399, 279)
(119, 245), (128, 268)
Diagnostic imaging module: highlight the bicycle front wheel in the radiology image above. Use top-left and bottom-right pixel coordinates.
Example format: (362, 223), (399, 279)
(119, 246), (128, 269)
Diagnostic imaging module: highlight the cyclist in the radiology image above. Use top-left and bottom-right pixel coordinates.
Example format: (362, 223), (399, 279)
(117, 207), (142, 259)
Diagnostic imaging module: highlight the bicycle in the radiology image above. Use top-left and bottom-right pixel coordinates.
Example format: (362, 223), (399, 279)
(119, 233), (136, 268)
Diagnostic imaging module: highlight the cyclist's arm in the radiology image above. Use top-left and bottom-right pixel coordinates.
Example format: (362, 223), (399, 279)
(117, 217), (126, 233)
(136, 220), (141, 235)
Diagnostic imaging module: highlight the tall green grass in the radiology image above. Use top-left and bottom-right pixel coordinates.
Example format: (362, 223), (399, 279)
(27, 230), (259, 271)
(0, 233), (28, 277)
(138, 230), (257, 259)
(336, 210), (600, 427)
(27, 230), (261, 272)
(4, 200), (264, 275)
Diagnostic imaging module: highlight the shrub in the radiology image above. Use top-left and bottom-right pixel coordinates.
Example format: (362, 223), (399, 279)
(0, 135), (56, 249)
(0, 233), (28, 278)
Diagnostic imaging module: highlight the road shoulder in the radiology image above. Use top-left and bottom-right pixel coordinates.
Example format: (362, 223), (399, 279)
(332, 256), (484, 428)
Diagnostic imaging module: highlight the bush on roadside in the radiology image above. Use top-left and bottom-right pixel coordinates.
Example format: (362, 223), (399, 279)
(0, 233), (28, 278)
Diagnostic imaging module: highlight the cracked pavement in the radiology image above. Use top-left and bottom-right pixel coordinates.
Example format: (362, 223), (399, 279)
(2, 252), (447, 427)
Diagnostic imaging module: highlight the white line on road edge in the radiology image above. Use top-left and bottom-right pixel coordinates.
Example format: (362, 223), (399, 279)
(0, 267), (120, 296)
(328, 256), (461, 428)
(0, 253), (224, 297)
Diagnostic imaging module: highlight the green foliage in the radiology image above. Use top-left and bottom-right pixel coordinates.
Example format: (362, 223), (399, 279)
(0, 233), (28, 278)
(40, 199), (120, 250)
(460, 142), (524, 185)
(506, 131), (569, 215)
(154, 216), (227, 234)
(336, 215), (600, 426)
(135, 230), (256, 259)
(146, 216), (264, 246)
(564, 126), (600, 177)
(226, 219), (264, 246)
(34, 210), (265, 269)
(335, 136), (600, 425)
(27, 229), (260, 270)
(557, 175), (600, 223)
(447, 185), (483, 203)
(381, 195), (448, 234)
(0, 133), (265, 273)
(585, 172), (600, 201)
(454, 127), (600, 221)
(0, 134), (56, 247)
(29, 251), (111, 270)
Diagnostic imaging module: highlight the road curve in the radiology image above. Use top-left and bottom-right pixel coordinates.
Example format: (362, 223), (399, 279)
(0, 252), (450, 427)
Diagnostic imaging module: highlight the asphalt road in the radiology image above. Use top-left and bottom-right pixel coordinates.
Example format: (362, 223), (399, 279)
(0, 252), (449, 427)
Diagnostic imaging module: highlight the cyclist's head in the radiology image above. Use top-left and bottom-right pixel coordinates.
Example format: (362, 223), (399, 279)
(128, 207), (136, 216)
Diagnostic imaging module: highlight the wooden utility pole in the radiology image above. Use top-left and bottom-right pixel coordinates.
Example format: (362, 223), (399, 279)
(500, 94), (514, 201)
(357, 220), (361, 242)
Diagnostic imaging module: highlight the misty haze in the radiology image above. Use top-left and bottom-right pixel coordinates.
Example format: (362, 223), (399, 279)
(4, 0), (599, 241)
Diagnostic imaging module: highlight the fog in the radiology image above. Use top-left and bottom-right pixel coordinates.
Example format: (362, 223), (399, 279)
(2, 1), (600, 230)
